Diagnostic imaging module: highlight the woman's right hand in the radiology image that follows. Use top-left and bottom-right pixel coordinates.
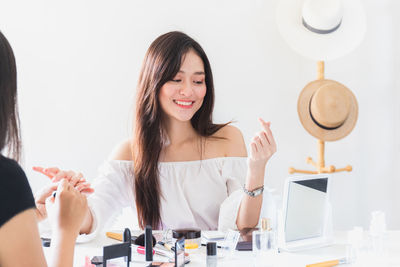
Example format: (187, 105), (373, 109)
(247, 118), (277, 175)
(46, 179), (88, 237)
(34, 183), (59, 222)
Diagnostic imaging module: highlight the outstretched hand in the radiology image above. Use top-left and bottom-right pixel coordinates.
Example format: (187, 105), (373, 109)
(33, 166), (94, 193)
(32, 166), (60, 179)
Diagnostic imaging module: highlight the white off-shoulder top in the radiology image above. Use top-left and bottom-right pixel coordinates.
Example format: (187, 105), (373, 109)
(79, 157), (276, 241)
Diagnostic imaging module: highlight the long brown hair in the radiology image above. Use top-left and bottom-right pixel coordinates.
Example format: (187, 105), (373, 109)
(0, 30), (21, 162)
(133, 31), (228, 229)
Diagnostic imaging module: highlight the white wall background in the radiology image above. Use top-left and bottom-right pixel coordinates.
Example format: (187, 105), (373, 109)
(0, 0), (398, 230)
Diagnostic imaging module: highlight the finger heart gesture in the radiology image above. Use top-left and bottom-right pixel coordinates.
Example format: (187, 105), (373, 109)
(248, 118), (277, 172)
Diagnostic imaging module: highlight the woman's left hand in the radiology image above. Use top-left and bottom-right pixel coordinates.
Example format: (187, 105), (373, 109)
(33, 166), (94, 193)
(247, 118), (277, 175)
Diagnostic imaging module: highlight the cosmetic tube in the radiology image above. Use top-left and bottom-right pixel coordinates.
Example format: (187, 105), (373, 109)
(206, 242), (217, 267)
(145, 225), (153, 262)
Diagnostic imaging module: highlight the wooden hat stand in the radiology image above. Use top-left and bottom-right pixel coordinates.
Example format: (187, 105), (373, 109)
(289, 61), (352, 175)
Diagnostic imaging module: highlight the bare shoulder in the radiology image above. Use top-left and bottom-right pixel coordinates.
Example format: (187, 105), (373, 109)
(211, 125), (247, 157)
(0, 209), (47, 266)
(109, 139), (133, 161)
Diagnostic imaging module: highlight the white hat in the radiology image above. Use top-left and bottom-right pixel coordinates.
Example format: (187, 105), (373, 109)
(276, 0), (366, 61)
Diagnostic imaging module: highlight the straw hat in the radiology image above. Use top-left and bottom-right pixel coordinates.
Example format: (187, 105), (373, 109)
(298, 79), (358, 141)
(276, 0), (366, 61)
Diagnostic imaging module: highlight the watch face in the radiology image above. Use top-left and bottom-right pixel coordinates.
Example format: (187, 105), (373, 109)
(244, 185), (264, 197)
(254, 188), (262, 196)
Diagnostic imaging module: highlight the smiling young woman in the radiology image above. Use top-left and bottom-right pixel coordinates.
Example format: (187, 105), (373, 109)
(35, 31), (277, 236)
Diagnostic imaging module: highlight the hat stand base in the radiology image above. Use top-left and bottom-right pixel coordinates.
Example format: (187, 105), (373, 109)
(288, 139), (352, 174)
(289, 61), (353, 175)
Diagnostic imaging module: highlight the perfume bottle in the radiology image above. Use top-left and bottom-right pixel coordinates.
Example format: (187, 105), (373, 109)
(252, 218), (277, 266)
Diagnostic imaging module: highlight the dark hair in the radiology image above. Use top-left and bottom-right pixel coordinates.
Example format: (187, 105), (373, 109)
(0, 31), (21, 162)
(133, 31), (228, 229)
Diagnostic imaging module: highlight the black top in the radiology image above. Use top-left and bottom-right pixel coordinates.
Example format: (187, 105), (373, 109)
(0, 155), (35, 228)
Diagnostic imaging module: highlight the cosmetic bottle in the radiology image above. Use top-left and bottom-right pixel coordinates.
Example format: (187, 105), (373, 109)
(206, 242), (217, 267)
(346, 226), (363, 264)
(262, 217), (276, 250)
(369, 211), (386, 255)
(145, 225), (153, 262)
(253, 219), (270, 256)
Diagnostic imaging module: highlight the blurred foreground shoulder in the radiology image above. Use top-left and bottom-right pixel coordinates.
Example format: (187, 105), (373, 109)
(109, 139), (133, 161)
(0, 209), (47, 266)
(214, 125), (247, 157)
(0, 156), (35, 228)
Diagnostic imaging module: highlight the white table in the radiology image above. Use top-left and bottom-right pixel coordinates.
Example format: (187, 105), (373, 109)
(43, 231), (400, 267)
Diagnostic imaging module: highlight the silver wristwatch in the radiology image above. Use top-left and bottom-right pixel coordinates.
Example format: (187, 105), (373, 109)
(243, 184), (264, 197)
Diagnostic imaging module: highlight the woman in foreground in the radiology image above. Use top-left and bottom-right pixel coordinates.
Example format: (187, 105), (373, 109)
(0, 30), (88, 267)
(37, 31), (277, 236)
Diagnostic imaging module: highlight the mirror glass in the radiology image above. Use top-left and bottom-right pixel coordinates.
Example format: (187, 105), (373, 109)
(284, 178), (328, 242)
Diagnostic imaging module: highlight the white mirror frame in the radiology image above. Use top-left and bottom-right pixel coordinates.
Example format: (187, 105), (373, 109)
(278, 174), (333, 252)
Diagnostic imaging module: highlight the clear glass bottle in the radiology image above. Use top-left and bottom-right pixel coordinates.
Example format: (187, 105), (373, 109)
(252, 218), (277, 267)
